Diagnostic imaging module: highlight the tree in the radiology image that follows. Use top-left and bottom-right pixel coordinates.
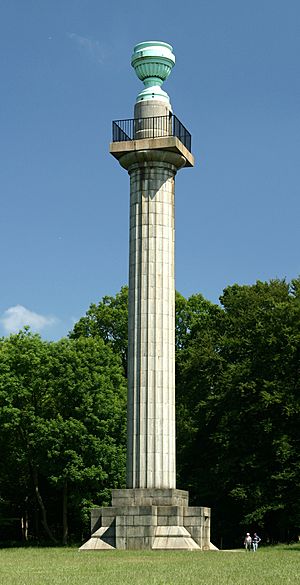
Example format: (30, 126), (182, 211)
(0, 330), (57, 542)
(2, 280), (299, 546)
(69, 286), (128, 374)
(0, 331), (127, 544)
(175, 291), (224, 489)
(45, 336), (127, 543)
(176, 279), (300, 545)
(217, 279), (300, 541)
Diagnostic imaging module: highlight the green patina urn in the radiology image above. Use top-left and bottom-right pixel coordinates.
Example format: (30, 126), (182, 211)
(131, 41), (175, 103)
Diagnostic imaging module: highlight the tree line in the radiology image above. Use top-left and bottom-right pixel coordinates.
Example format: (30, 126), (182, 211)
(0, 279), (299, 547)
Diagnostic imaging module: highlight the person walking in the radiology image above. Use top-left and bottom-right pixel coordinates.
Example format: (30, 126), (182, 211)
(244, 533), (252, 551)
(252, 533), (261, 551)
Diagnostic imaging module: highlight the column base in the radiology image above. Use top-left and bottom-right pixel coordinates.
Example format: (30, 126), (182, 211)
(79, 489), (215, 551)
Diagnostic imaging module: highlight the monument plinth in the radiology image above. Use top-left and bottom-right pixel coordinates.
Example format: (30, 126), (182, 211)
(80, 41), (213, 551)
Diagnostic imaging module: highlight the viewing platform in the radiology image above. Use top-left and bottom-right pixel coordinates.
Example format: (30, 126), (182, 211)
(110, 114), (194, 168)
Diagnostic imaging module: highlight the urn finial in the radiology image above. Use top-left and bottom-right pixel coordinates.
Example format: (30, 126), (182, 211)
(131, 41), (175, 104)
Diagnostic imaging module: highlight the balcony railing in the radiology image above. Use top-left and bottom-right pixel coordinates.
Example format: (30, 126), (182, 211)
(112, 114), (191, 152)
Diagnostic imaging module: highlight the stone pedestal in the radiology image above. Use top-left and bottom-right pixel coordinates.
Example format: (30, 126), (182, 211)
(80, 489), (211, 550)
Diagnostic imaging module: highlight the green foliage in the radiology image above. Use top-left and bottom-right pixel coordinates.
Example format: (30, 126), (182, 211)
(0, 331), (126, 543)
(1, 279), (299, 546)
(176, 279), (300, 545)
(69, 286), (128, 373)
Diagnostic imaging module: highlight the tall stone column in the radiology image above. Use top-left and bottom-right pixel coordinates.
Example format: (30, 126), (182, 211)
(80, 41), (214, 551)
(126, 152), (184, 490)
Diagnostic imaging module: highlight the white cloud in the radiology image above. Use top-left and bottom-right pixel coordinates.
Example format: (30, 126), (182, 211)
(0, 305), (57, 334)
(67, 33), (105, 64)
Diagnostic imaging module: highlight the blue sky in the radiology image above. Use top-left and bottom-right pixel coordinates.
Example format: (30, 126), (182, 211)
(1, 0), (299, 339)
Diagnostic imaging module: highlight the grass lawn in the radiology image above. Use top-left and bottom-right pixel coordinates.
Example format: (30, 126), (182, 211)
(0, 544), (299, 585)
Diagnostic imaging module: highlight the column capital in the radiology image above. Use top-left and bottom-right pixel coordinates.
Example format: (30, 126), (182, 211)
(110, 136), (194, 169)
(119, 150), (186, 173)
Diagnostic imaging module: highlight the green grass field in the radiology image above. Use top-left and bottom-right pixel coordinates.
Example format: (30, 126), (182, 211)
(0, 545), (299, 585)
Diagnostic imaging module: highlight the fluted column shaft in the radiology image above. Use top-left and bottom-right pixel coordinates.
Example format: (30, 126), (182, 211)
(126, 158), (178, 489)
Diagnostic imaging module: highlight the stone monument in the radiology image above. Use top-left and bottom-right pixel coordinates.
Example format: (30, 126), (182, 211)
(80, 41), (213, 551)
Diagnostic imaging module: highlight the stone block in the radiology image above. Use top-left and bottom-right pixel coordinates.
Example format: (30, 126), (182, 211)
(137, 505), (155, 515)
(133, 514), (156, 526)
(183, 516), (203, 526)
(157, 516), (168, 526)
(125, 525), (155, 538)
(112, 497), (134, 507)
(114, 525), (127, 537)
(184, 506), (204, 517)
(126, 536), (152, 550)
(107, 505), (139, 516)
(91, 508), (103, 533)
(116, 515), (134, 526)
(112, 489), (126, 498)
(157, 506), (183, 517)
(115, 537), (126, 550)
(100, 508), (115, 518)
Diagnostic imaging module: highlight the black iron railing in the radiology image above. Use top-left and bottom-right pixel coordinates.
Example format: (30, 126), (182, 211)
(112, 114), (191, 152)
